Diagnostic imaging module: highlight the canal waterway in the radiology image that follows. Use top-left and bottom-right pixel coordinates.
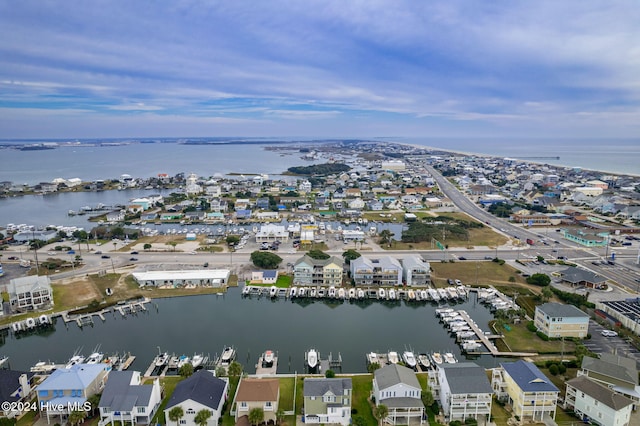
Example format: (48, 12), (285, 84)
(0, 289), (505, 373)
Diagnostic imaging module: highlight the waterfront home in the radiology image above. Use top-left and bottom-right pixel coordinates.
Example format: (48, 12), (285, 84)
(8, 275), (54, 313)
(565, 376), (634, 426)
(255, 224), (289, 243)
(303, 378), (352, 425)
(401, 255), (431, 286)
(164, 370), (228, 426)
(132, 270), (230, 288)
(251, 270), (278, 284)
(372, 364), (424, 425)
(350, 256), (402, 287)
(491, 360), (559, 423)
(37, 364), (109, 424)
(578, 354), (640, 407)
(0, 370), (35, 418)
(293, 255), (344, 287)
(437, 362), (493, 424)
(234, 378), (279, 424)
(99, 371), (162, 425)
(534, 302), (589, 339)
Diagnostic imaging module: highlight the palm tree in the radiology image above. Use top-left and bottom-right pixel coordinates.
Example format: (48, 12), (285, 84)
(179, 362), (194, 377)
(86, 394), (101, 417)
(275, 408), (285, 425)
(194, 409), (212, 426)
(373, 404), (388, 426)
(248, 407), (264, 426)
(378, 230), (394, 246)
(228, 361), (242, 377)
(168, 406), (184, 426)
(68, 409), (87, 426)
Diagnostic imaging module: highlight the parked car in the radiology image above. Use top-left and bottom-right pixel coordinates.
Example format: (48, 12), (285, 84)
(95, 251), (102, 254)
(458, 256), (467, 261)
(130, 251), (139, 255)
(129, 257), (138, 261)
(101, 255), (110, 259)
(601, 330), (618, 337)
(7, 256), (18, 260)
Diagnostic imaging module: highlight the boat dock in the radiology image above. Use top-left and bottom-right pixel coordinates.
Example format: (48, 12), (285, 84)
(115, 300), (148, 316)
(118, 354), (136, 371)
(255, 351), (278, 376)
(319, 352), (342, 373)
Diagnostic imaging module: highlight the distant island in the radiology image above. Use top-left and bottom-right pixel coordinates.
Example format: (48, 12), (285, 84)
(285, 163), (350, 175)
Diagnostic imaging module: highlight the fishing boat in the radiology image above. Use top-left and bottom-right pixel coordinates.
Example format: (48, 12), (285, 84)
(86, 352), (104, 364)
(328, 286), (336, 298)
(378, 288), (386, 299)
(269, 286), (277, 298)
(431, 352), (443, 365)
(307, 349), (319, 369)
(337, 288), (345, 299)
(444, 352), (457, 364)
(402, 351), (417, 368)
(348, 288), (356, 299)
(407, 290), (416, 300)
(289, 287), (297, 298)
(66, 354), (85, 369)
(263, 350), (275, 366)
(357, 289), (365, 299)
(367, 352), (380, 365)
(155, 352), (169, 367)
(418, 354), (431, 369)
(191, 354), (204, 368)
(388, 289), (396, 300)
(220, 347), (236, 365)
(387, 351), (400, 364)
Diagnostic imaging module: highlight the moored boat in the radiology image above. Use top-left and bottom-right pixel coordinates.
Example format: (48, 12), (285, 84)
(328, 286), (336, 298)
(177, 355), (191, 368)
(387, 351), (399, 364)
(348, 288), (356, 299)
(388, 288), (396, 300)
(289, 287), (297, 298)
(378, 288), (386, 299)
(357, 289), (365, 299)
(191, 354), (204, 368)
(66, 354), (85, 369)
(86, 352), (104, 364)
(269, 286), (277, 298)
(337, 288), (345, 299)
(155, 352), (169, 367)
(402, 351), (417, 368)
(418, 353), (431, 369)
(220, 346), (236, 365)
(263, 350), (275, 366)
(431, 352), (443, 365)
(444, 352), (457, 364)
(307, 349), (319, 369)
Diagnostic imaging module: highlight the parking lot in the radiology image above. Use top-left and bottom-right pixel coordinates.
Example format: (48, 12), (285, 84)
(583, 319), (640, 365)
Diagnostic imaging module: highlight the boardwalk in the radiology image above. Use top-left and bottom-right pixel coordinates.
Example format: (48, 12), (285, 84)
(457, 310), (537, 357)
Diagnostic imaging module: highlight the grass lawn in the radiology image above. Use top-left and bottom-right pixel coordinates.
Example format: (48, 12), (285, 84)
(278, 377), (296, 411)
(351, 374), (375, 424)
(150, 376), (184, 424)
(491, 320), (576, 354)
(491, 401), (513, 426)
(431, 261), (528, 287)
(247, 274), (292, 288)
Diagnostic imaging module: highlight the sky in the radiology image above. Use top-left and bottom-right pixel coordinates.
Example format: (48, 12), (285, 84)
(1, 1), (639, 139)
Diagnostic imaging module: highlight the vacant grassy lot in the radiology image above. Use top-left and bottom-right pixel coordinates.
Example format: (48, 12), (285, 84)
(351, 374), (375, 424)
(430, 261), (528, 287)
(491, 320), (576, 354)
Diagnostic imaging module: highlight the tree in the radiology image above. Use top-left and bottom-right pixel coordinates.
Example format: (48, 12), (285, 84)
(179, 362), (194, 377)
(353, 416), (367, 426)
(226, 235), (240, 246)
(367, 362), (381, 373)
(166, 241), (178, 252)
(250, 251), (283, 269)
(526, 273), (551, 286)
(87, 394), (101, 417)
(421, 390), (434, 407)
(248, 407), (264, 426)
(228, 361), (242, 377)
(194, 409), (211, 426)
(68, 409), (87, 426)
(143, 243), (152, 251)
(325, 369), (335, 378)
(307, 249), (330, 260)
(342, 249), (361, 265)
(373, 404), (389, 426)
(378, 229), (394, 245)
(541, 286), (553, 302)
(275, 408), (286, 425)
(215, 366), (227, 377)
(168, 406), (184, 426)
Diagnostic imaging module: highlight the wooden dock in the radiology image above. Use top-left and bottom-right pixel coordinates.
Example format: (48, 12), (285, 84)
(255, 352), (278, 376)
(457, 310), (537, 357)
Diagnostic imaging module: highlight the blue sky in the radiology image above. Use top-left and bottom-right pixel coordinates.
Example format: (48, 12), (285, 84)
(1, 1), (639, 139)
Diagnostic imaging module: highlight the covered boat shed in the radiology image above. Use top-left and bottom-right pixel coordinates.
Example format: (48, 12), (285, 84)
(132, 270), (230, 288)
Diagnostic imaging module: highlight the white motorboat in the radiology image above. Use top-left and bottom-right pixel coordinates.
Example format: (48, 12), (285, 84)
(418, 354), (431, 369)
(155, 352), (169, 367)
(39, 314), (50, 325)
(307, 287), (315, 297)
(177, 355), (191, 368)
(337, 288), (345, 299)
(25, 317), (36, 329)
(438, 288), (449, 300)
(407, 290), (416, 300)
(317, 288), (326, 297)
(31, 361), (57, 374)
(66, 354), (85, 369)
(402, 351), (417, 368)
(378, 288), (386, 299)
(444, 352), (457, 364)
(367, 352), (379, 365)
(289, 287), (297, 298)
(191, 354), (204, 368)
(328, 286), (336, 298)
(428, 288), (440, 301)
(220, 347), (236, 365)
(388, 289), (396, 300)
(242, 286), (250, 295)
(348, 288), (356, 299)
(387, 351), (399, 364)
(462, 341), (482, 352)
(86, 352), (104, 364)
(307, 349), (319, 369)
(269, 286), (277, 298)
(357, 289), (365, 299)
(263, 350), (275, 366)
(431, 352), (443, 365)
(420, 290), (428, 300)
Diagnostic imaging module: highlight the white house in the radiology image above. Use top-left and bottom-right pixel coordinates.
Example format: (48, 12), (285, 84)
(437, 362), (493, 423)
(534, 302), (589, 338)
(373, 364), (424, 425)
(164, 370), (228, 426)
(8, 275), (54, 313)
(565, 376), (634, 426)
(99, 371), (162, 425)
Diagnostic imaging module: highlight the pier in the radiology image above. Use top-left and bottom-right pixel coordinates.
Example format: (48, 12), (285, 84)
(255, 351), (278, 376)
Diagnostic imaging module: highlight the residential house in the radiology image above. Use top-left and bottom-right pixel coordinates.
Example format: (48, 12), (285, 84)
(303, 378), (352, 425)
(251, 270), (279, 284)
(401, 255), (430, 286)
(164, 370), (228, 426)
(491, 360), (559, 423)
(578, 354), (640, 407)
(234, 378), (279, 424)
(534, 302), (589, 338)
(8, 275), (54, 313)
(350, 256), (402, 287)
(437, 362), (493, 423)
(106, 210), (125, 222)
(255, 224), (289, 243)
(37, 364), (110, 424)
(372, 364), (424, 425)
(293, 255), (344, 287)
(0, 370), (35, 418)
(565, 376), (633, 426)
(99, 371), (162, 425)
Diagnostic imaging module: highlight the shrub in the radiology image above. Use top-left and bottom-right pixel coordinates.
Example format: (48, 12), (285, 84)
(536, 331), (549, 341)
(549, 364), (559, 375)
(526, 321), (537, 332)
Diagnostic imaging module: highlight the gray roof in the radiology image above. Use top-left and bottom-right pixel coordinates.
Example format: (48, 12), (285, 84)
(440, 362), (493, 394)
(581, 354), (638, 387)
(560, 266), (606, 284)
(0, 370), (34, 404)
(99, 371), (153, 411)
(166, 370), (227, 410)
(567, 376), (634, 411)
(380, 397), (424, 409)
(304, 378), (352, 397)
(295, 254), (344, 268)
(374, 364), (420, 391)
(9, 275), (51, 293)
(536, 302), (589, 318)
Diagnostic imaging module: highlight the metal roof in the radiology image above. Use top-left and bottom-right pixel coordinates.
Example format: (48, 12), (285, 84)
(501, 360), (559, 393)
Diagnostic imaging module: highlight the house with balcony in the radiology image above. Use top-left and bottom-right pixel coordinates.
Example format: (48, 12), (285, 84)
(578, 354), (640, 407)
(303, 378), (352, 425)
(37, 364), (110, 424)
(372, 364), (424, 425)
(437, 362), (493, 423)
(255, 224), (289, 243)
(350, 256), (402, 287)
(534, 302), (589, 338)
(234, 378), (279, 424)
(401, 255), (431, 286)
(565, 376), (634, 426)
(293, 255), (344, 287)
(8, 275), (54, 313)
(163, 370), (228, 426)
(99, 371), (162, 425)
(491, 360), (559, 423)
